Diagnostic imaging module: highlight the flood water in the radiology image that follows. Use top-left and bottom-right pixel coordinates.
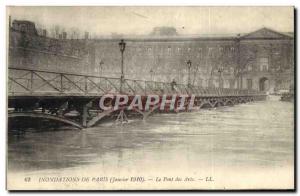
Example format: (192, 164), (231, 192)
(7, 99), (294, 189)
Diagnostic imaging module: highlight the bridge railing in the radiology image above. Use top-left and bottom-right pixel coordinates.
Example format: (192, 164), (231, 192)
(8, 67), (122, 95)
(8, 67), (263, 97)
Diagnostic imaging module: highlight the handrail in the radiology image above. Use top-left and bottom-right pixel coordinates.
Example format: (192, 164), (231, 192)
(9, 66), (184, 86)
(8, 66), (120, 80)
(8, 67), (265, 96)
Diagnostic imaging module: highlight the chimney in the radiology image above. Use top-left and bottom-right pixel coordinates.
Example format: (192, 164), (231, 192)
(85, 32), (89, 39)
(42, 29), (47, 37)
(62, 32), (67, 39)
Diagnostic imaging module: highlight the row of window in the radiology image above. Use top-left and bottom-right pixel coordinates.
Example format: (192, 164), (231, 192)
(246, 58), (269, 71)
(246, 65), (268, 71)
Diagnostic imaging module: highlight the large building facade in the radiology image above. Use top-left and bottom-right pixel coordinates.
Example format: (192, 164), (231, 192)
(91, 28), (294, 93)
(9, 20), (294, 93)
(237, 28), (294, 93)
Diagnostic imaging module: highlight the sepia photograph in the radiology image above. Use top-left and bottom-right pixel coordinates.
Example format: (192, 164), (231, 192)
(6, 6), (295, 190)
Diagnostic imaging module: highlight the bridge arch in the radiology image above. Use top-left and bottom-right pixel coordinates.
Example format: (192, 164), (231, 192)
(131, 105), (160, 120)
(8, 112), (83, 129)
(214, 101), (224, 107)
(199, 101), (214, 109)
(224, 99), (234, 106)
(240, 98), (247, 103)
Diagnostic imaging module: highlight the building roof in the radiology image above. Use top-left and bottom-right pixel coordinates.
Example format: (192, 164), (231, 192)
(93, 27), (293, 42)
(240, 27), (293, 40)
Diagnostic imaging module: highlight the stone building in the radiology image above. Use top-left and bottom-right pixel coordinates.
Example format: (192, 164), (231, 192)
(91, 28), (294, 93)
(92, 36), (238, 88)
(8, 20), (94, 74)
(237, 28), (294, 93)
(9, 20), (294, 93)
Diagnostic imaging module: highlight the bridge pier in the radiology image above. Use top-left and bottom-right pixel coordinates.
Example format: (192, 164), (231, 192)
(116, 109), (128, 124)
(82, 105), (88, 127)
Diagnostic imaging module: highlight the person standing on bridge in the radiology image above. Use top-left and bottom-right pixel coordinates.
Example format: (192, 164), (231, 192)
(171, 79), (177, 91)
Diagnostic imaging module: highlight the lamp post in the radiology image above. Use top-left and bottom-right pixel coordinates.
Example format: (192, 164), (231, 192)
(119, 39), (126, 93)
(116, 39), (128, 124)
(99, 60), (104, 76)
(187, 60), (192, 87)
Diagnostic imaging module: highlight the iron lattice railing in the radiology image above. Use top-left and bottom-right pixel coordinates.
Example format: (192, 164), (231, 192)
(8, 67), (262, 96)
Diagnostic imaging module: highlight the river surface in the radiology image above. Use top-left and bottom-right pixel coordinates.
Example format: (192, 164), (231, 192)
(7, 100), (294, 189)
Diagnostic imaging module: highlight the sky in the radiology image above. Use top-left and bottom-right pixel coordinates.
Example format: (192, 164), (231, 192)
(7, 6), (294, 37)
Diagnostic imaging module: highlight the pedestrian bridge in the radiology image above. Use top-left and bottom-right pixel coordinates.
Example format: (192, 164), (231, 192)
(8, 67), (266, 129)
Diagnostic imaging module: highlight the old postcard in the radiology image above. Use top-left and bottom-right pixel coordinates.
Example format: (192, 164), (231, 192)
(6, 6), (295, 190)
